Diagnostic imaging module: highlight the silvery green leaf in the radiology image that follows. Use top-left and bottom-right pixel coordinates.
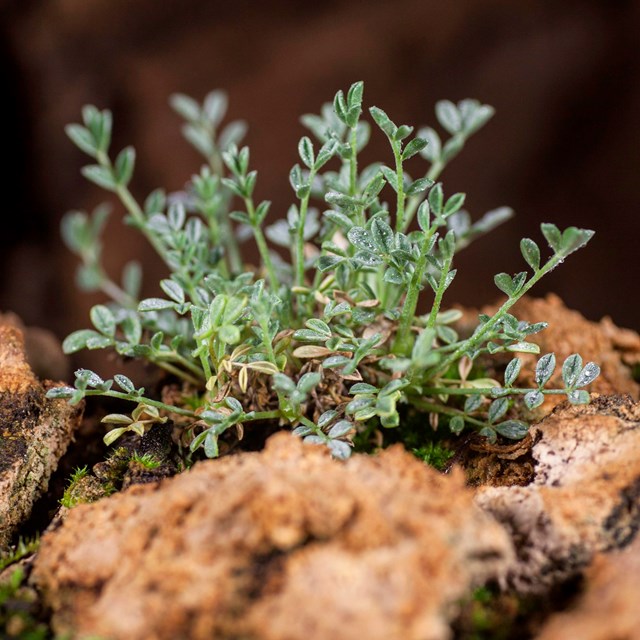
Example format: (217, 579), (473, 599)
(318, 410), (339, 428)
(75, 368), (104, 388)
(524, 390), (544, 410)
(219, 324), (240, 345)
(65, 124), (97, 157)
(297, 372), (322, 393)
(169, 93), (201, 122)
(114, 146), (135, 186)
(402, 137), (428, 160)
(464, 394), (483, 413)
(575, 362), (600, 388)
(417, 126), (441, 162)
(449, 415), (465, 435)
(535, 353), (556, 386)
(347, 227), (375, 252)
(380, 166), (398, 193)
(298, 136), (314, 169)
(568, 389), (590, 405)
(435, 100), (462, 134)
(494, 273), (514, 296)
(225, 397), (243, 413)
(62, 329), (102, 354)
(479, 426), (497, 444)
(90, 305), (116, 337)
(495, 420), (528, 440)
(370, 218), (394, 253)
(428, 183), (443, 215)
(81, 165), (116, 191)
(349, 383), (378, 395)
(160, 279), (185, 304)
(114, 374), (135, 393)
(562, 354), (583, 388)
(328, 420), (353, 438)
(317, 255), (343, 271)
(204, 431), (219, 458)
(293, 328), (326, 343)
(305, 318), (331, 337)
(443, 193), (465, 216)
(488, 397), (509, 424)
(506, 342), (540, 354)
(436, 325), (457, 344)
(520, 238), (540, 271)
(417, 200), (430, 231)
(559, 227), (594, 256)
(218, 120), (247, 151)
(406, 177), (433, 196)
(504, 358), (521, 387)
(383, 267), (405, 284)
(328, 439), (352, 460)
(322, 355), (352, 369)
(203, 90), (228, 126)
(292, 425), (315, 437)
(346, 397), (374, 414)
(541, 223), (562, 253)
(138, 298), (174, 312)
(369, 106), (397, 138)
(45, 386), (75, 399)
(353, 250), (384, 267)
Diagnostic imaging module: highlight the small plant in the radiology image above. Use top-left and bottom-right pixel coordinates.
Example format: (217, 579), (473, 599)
(59, 466), (89, 508)
(48, 82), (600, 460)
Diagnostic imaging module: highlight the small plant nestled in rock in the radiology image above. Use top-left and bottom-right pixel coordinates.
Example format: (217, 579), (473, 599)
(48, 82), (600, 460)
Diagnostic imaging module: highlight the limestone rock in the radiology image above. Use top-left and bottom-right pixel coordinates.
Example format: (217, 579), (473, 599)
(535, 534), (640, 640)
(32, 432), (513, 640)
(476, 395), (640, 593)
(0, 325), (81, 548)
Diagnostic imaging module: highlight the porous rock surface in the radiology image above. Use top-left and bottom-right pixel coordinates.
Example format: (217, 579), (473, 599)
(535, 534), (640, 640)
(32, 432), (513, 640)
(476, 394), (640, 593)
(0, 324), (81, 548)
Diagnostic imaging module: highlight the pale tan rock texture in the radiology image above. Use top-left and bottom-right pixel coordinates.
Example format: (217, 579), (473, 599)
(32, 432), (513, 640)
(476, 395), (640, 593)
(0, 325), (81, 548)
(535, 534), (640, 640)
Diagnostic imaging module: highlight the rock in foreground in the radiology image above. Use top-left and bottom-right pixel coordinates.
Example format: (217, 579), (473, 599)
(0, 325), (80, 548)
(33, 433), (512, 640)
(536, 534), (640, 640)
(476, 395), (640, 593)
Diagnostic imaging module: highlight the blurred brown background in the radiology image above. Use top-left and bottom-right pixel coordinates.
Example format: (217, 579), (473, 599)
(1, 0), (638, 348)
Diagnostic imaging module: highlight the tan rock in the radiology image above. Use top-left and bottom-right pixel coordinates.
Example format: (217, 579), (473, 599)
(0, 325), (81, 548)
(535, 534), (640, 640)
(32, 432), (513, 640)
(476, 395), (640, 593)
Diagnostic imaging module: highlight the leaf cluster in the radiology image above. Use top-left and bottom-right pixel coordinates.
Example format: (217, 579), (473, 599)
(49, 82), (599, 462)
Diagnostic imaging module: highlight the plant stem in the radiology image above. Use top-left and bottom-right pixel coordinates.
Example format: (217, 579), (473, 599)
(411, 398), (487, 429)
(402, 158), (445, 232)
(349, 126), (358, 197)
(393, 144), (406, 233)
(425, 256), (453, 330)
(392, 228), (436, 355)
(295, 169), (316, 288)
(244, 196), (279, 292)
(434, 255), (563, 376)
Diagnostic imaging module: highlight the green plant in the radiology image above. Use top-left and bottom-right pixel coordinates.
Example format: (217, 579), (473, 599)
(59, 466), (89, 508)
(47, 82), (600, 460)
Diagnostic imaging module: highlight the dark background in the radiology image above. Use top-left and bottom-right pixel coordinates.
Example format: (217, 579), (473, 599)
(1, 0), (638, 344)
